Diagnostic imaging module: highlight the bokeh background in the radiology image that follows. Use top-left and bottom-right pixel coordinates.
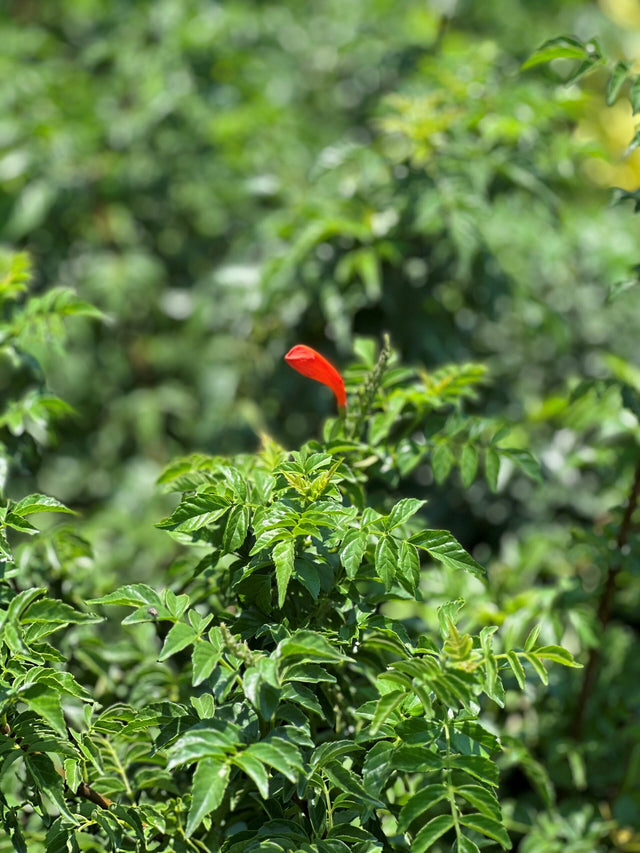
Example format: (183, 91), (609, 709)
(2, 1), (640, 846)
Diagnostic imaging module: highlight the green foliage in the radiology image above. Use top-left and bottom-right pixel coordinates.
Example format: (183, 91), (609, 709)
(1, 322), (583, 850)
(1, 1), (640, 850)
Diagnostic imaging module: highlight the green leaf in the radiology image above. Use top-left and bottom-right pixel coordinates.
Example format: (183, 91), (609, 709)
(10, 494), (74, 516)
(374, 535), (398, 590)
(410, 530), (486, 582)
(223, 504), (250, 551)
(535, 645), (582, 667)
(26, 753), (78, 824)
(448, 754), (499, 787)
(431, 443), (454, 484)
(323, 762), (384, 809)
(460, 813), (512, 849)
(457, 837), (481, 853)
(22, 599), (102, 626)
(158, 622), (198, 661)
(156, 494), (230, 532)
(523, 652), (549, 685)
(398, 540), (420, 589)
(412, 814), (455, 853)
(455, 784), (501, 820)
(278, 630), (347, 663)
(397, 783), (448, 831)
(506, 651), (526, 689)
(485, 447), (500, 492)
(460, 444), (478, 488)
(361, 740), (394, 797)
(386, 498), (426, 530)
(244, 660), (281, 720)
(186, 757), (230, 836)
(500, 448), (542, 482)
(607, 59), (631, 105)
(523, 624), (541, 652)
(340, 528), (368, 578)
(631, 75), (640, 114)
(522, 35), (590, 68)
(21, 683), (66, 735)
(244, 737), (304, 783)
(233, 751), (270, 798)
(166, 724), (238, 769)
(192, 634), (223, 686)
(89, 583), (163, 609)
(273, 538), (295, 608)
(371, 689), (405, 734)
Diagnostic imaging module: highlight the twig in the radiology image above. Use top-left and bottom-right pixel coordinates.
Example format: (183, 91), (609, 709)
(571, 457), (640, 739)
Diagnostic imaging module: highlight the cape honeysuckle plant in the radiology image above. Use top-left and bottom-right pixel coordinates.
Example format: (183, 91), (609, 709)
(0, 270), (583, 852)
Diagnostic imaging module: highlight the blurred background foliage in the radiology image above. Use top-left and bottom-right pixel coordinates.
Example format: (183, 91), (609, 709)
(2, 0), (640, 846)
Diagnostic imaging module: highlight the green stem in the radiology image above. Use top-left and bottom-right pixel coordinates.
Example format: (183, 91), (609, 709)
(444, 721), (462, 845)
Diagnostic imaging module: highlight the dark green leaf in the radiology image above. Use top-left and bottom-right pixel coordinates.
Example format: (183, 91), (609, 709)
(273, 538), (295, 608)
(374, 535), (398, 590)
(412, 814), (455, 853)
(460, 813), (512, 849)
(186, 757), (230, 836)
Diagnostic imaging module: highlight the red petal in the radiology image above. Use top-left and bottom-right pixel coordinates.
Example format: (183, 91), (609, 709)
(284, 345), (346, 408)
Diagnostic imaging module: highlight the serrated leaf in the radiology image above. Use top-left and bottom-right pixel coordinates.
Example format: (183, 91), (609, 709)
(362, 740), (394, 796)
(374, 535), (398, 590)
(412, 814), (455, 853)
(166, 724), (238, 769)
(273, 538), (295, 608)
(397, 783), (448, 831)
(606, 59), (631, 106)
(431, 443), (454, 484)
(278, 630), (347, 663)
(223, 504), (250, 552)
(244, 737), (304, 783)
(448, 754), (499, 787)
(460, 813), (512, 849)
(89, 583), (163, 609)
(22, 599), (101, 626)
(398, 540), (420, 589)
(500, 448), (542, 482)
(10, 494), (74, 516)
(233, 751), (270, 798)
(186, 757), (230, 836)
(455, 784), (501, 820)
(410, 530), (486, 581)
(192, 637), (223, 686)
(156, 494), (230, 532)
(386, 498), (426, 530)
(158, 622), (198, 661)
(485, 447), (500, 492)
(340, 528), (368, 578)
(22, 683), (66, 735)
(460, 444), (478, 488)
(323, 762), (384, 809)
(371, 689), (405, 734)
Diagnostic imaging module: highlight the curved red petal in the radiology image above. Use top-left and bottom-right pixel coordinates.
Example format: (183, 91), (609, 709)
(284, 345), (346, 408)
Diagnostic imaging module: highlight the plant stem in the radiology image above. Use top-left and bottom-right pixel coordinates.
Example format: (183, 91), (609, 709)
(571, 457), (640, 740)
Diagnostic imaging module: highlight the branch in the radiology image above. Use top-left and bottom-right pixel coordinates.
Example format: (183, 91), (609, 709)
(571, 457), (640, 739)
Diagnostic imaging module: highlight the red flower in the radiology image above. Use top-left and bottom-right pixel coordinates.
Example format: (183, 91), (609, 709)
(284, 344), (346, 409)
